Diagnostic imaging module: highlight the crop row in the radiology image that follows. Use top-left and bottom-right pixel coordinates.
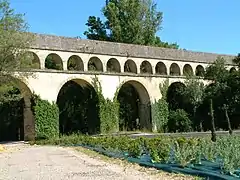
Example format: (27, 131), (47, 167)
(34, 134), (240, 175)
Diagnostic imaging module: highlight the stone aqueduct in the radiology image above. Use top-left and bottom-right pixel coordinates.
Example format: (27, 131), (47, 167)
(15, 34), (235, 140)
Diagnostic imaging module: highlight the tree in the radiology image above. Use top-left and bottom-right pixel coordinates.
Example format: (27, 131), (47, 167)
(180, 75), (205, 131)
(204, 57), (233, 137)
(0, 0), (33, 103)
(84, 0), (179, 49)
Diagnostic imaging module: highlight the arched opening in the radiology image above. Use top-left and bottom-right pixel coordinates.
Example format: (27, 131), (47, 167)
(170, 63), (181, 76)
(0, 78), (34, 141)
(67, 55), (84, 71)
(57, 79), (100, 135)
(155, 62), (167, 75)
(196, 65), (205, 77)
(167, 82), (186, 111)
(183, 64), (193, 76)
(107, 58), (121, 73)
(20, 51), (41, 69)
(117, 81), (151, 131)
(140, 61), (153, 74)
(88, 57), (103, 72)
(230, 67), (236, 73)
(124, 60), (137, 74)
(45, 53), (63, 70)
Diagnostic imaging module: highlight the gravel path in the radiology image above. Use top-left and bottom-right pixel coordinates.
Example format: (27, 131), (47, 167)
(0, 144), (192, 180)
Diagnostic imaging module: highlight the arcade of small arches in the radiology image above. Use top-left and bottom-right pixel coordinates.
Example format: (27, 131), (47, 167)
(21, 50), (237, 77)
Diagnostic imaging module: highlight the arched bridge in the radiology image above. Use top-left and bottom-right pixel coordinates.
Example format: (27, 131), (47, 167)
(13, 33), (236, 140)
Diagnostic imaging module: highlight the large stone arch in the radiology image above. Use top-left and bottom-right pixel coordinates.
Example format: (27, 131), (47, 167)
(0, 77), (34, 141)
(20, 51), (41, 69)
(107, 58), (121, 73)
(117, 80), (152, 131)
(56, 78), (100, 135)
(196, 65), (205, 77)
(170, 63), (181, 76)
(45, 53), (63, 70)
(183, 64), (193, 76)
(155, 62), (167, 75)
(124, 60), (137, 74)
(140, 60), (153, 74)
(88, 57), (103, 72)
(67, 55), (84, 71)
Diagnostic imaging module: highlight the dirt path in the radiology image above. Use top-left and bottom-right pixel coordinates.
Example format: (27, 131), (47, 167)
(0, 144), (193, 180)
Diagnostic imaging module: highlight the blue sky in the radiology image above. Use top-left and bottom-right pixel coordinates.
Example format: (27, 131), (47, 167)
(10, 0), (240, 55)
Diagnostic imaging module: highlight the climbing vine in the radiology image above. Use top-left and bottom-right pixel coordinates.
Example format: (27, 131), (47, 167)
(152, 79), (169, 133)
(92, 76), (120, 134)
(31, 94), (59, 139)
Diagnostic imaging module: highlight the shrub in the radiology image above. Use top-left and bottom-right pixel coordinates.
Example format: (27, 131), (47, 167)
(31, 94), (59, 140)
(92, 77), (119, 134)
(167, 109), (192, 132)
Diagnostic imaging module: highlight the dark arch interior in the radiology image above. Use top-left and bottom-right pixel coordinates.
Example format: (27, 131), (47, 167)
(0, 87), (24, 141)
(67, 55), (84, 71)
(117, 81), (151, 131)
(0, 79), (34, 142)
(167, 82), (187, 111)
(170, 63), (181, 76)
(88, 57), (103, 72)
(57, 80), (100, 135)
(155, 62), (167, 75)
(140, 61), (153, 74)
(45, 53), (63, 70)
(183, 64), (193, 76)
(20, 51), (41, 69)
(196, 65), (205, 76)
(230, 67), (236, 73)
(107, 58), (121, 73)
(124, 60), (137, 74)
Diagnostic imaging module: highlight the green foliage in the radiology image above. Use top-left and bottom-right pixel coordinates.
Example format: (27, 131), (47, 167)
(152, 79), (169, 132)
(0, 0), (34, 103)
(57, 81), (100, 135)
(92, 77), (120, 134)
(84, 0), (178, 49)
(31, 94), (59, 140)
(168, 109), (192, 133)
(33, 134), (240, 175)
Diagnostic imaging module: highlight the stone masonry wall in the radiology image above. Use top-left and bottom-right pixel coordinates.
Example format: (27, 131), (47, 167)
(31, 33), (235, 65)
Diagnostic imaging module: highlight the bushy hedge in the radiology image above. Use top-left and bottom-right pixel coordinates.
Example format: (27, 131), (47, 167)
(168, 109), (192, 133)
(31, 95), (59, 139)
(92, 77), (119, 134)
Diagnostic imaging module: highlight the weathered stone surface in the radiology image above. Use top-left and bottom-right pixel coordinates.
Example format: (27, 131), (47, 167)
(31, 33), (235, 64)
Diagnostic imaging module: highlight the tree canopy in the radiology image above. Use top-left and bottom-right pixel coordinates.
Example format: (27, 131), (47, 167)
(84, 0), (179, 49)
(0, 0), (33, 103)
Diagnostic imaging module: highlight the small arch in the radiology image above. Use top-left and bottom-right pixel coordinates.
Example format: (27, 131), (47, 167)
(196, 65), (205, 77)
(124, 60), (137, 74)
(117, 80), (151, 131)
(57, 79), (100, 135)
(155, 62), (167, 75)
(88, 57), (103, 72)
(170, 63), (181, 76)
(20, 51), (41, 69)
(45, 53), (63, 70)
(140, 61), (153, 74)
(183, 64), (193, 76)
(67, 55), (84, 71)
(107, 58), (121, 73)
(230, 67), (236, 73)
